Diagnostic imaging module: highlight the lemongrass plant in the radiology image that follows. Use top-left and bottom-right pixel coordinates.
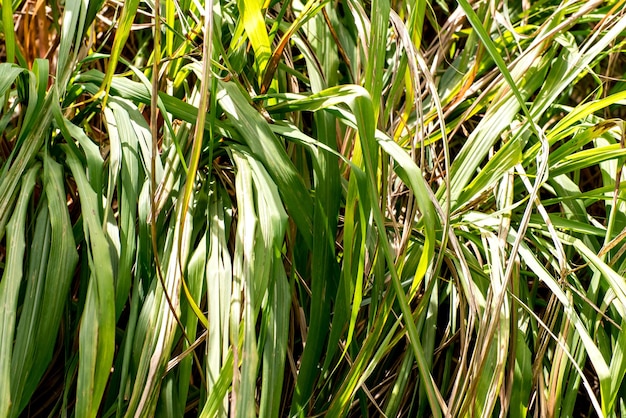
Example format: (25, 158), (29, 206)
(1, 0), (626, 416)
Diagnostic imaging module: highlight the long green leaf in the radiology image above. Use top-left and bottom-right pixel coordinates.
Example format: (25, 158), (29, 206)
(0, 165), (38, 417)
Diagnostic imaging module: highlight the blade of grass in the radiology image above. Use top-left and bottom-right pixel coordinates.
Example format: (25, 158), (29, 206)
(96, 0), (141, 108)
(235, 0), (271, 78)
(178, 0), (214, 329)
(0, 165), (39, 417)
(0, 65), (52, 241)
(65, 145), (116, 418)
(10, 155), (78, 416)
(1, 0), (15, 64)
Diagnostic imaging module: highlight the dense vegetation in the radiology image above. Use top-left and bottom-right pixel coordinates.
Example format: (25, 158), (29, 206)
(2, 0), (626, 416)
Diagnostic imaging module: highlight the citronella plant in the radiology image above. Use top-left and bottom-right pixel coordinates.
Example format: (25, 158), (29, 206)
(1, 0), (626, 417)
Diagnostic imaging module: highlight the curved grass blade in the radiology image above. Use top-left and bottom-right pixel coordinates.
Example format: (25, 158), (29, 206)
(104, 100), (143, 318)
(178, 0), (214, 329)
(10, 155), (78, 416)
(204, 184), (232, 417)
(96, 0), (141, 108)
(65, 145), (116, 418)
(235, 0), (271, 78)
(0, 65), (52, 241)
(0, 165), (39, 417)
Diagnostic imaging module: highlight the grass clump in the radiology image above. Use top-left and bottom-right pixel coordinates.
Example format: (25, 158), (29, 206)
(1, 0), (626, 417)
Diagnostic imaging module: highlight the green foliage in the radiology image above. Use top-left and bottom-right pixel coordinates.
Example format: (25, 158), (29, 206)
(1, 0), (626, 416)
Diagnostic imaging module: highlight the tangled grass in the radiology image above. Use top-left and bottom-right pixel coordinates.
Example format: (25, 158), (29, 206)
(2, 0), (626, 416)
